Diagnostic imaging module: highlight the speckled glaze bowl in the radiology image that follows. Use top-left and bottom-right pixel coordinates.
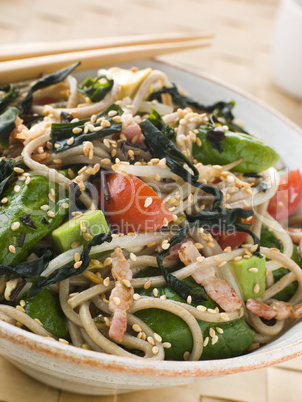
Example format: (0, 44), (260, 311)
(0, 60), (302, 395)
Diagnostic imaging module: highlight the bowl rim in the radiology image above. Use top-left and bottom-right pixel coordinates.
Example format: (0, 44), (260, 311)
(1, 58), (302, 378)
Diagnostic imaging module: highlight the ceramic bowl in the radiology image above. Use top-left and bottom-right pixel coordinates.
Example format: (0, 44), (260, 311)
(0, 60), (302, 396)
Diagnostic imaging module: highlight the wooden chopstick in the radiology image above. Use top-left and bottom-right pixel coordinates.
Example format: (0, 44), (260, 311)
(0, 38), (212, 85)
(0, 32), (214, 62)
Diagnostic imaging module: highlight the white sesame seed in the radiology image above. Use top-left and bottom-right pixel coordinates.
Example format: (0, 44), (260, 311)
(11, 222), (20, 231)
(14, 167), (24, 174)
(254, 283), (260, 294)
(147, 336), (155, 346)
(161, 242), (170, 250)
(187, 295), (192, 305)
(144, 197), (153, 208)
(61, 202), (69, 209)
(220, 313), (230, 321)
(209, 327), (215, 338)
(196, 256), (205, 263)
(40, 204), (49, 211)
(203, 337), (209, 347)
(207, 308), (217, 314)
(34, 318), (44, 327)
(153, 288), (159, 297)
(144, 280), (152, 289)
(152, 346), (159, 355)
(72, 127), (82, 134)
(67, 137), (75, 145)
(218, 261), (227, 268)
(113, 297), (121, 306)
(234, 256), (242, 262)
(197, 305), (207, 312)
(132, 324), (142, 332)
(25, 176), (31, 185)
(1, 197), (8, 204)
(104, 257), (112, 266)
(9, 245), (16, 254)
(47, 211), (55, 218)
(59, 338), (69, 345)
(71, 241), (80, 248)
(160, 294), (167, 301)
(212, 335), (219, 345)
(183, 351), (190, 360)
(122, 279), (131, 288)
(162, 342), (171, 349)
(130, 252), (137, 262)
(216, 327), (224, 334)
(250, 244), (259, 253)
(154, 333), (162, 343)
(108, 110), (118, 117)
(249, 267), (258, 273)
(103, 277), (110, 287)
(74, 261), (83, 269)
(133, 293), (141, 301)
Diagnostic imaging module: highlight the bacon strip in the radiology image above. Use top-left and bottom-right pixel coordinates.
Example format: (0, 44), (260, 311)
(108, 247), (134, 342)
(179, 241), (242, 312)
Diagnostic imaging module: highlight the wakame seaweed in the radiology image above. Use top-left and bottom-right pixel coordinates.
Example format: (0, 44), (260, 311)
(78, 75), (114, 102)
(29, 232), (112, 295)
(0, 158), (25, 197)
(0, 84), (18, 114)
(50, 104), (123, 152)
(21, 62), (81, 115)
(148, 83), (248, 134)
(0, 107), (19, 148)
(139, 110), (223, 208)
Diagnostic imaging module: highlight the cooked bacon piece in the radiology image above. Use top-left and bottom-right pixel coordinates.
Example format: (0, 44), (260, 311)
(108, 247), (134, 342)
(246, 299), (302, 320)
(179, 241), (242, 312)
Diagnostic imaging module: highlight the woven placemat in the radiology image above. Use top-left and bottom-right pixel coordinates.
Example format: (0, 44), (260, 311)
(0, 0), (302, 401)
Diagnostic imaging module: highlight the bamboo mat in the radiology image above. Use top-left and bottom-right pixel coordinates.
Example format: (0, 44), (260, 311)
(1, 0), (302, 401)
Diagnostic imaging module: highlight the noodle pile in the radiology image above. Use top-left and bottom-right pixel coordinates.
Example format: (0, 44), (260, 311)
(0, 65), (301, 362)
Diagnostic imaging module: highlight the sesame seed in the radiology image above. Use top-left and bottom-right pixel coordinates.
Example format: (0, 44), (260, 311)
(14, 167), (24, 174)
(101, 158), (111, 165)
(234, 256), (242, 262)
(69, 292), (79, 298)
(112, 115), (122, 123)
(80, 221), (87, 233)
(11, 222), (20, 231)
(254, 283), (260, 293)
(59, 338), (69, 345)
(122, 279), (131, 288)
(144, 280), (152, 289)
(74, 261), (83, 269)
(153, 288), (159, 297)
(48, 193), (55, 203)
(188, 193), (194, 203)
(16, 305), (25, 312)
(40, 204), (49, 211)
(154, 333), (162, 343)
(113, 297), (121, 306)
(250, 244), (259, 253)
(209, 327), (215, 338)
(196, 256), (205, 263)
(147, 241), (156, 248)
(54, 143), (61, 149)
(203, 337), (209, 347)
(61, 202), (69, 209)
(47, 211), (55, 218)
(103, 277), (110, 287)
(34, 318), (44, 326)
(162, 342), (171, 348)
(25, 176), (31, 185)
(133, 293), (141, 300)
(207, 308), (217, 314)
(160, 294), (166, 301)
(197, 305), (207, 312)
(187, 295), (192, 304)
(212, 335), (219, 345)
(162, 217), (169, 227)
(104, 257), (112, 266)
(183, 351), (190, 360)
(218, 261), (227, 267)
(208, 241), (215, 248)
(71, 241), (80, 248)
(216, 327), (224, 334)
(147, 336), (155, 346)
(220, 313), (230, 321)
(83, 233), (92, 241)
(67, 137), (74, 145)
(9, 245), (16, 254)
(249, 267), (258, 273)
(130, 252), (137, 262)
(108, 110), (118, 117)
(132, 324), (142, 332)
(74, 252), (81, 262)
(152, 346), (159, 355)
(161, 242), (170, 250)
(1, 197), (8, 204)
(144, 197), (153, 208)
(20, 299), (26, 307)
(223, 246), (232, 253)
(214, 255), (221, 262)
(72, 127), (82, 134)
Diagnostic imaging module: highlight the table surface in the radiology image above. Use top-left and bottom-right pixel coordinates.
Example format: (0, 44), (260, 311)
(1, 0), (302, 401)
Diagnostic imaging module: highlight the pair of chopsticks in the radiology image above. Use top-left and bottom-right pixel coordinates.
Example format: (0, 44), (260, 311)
(0, 32), (213, 84)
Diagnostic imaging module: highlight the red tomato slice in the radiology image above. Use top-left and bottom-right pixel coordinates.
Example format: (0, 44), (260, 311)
(210, 216), (254, 250)
(103, 173), (173, 233)
(268, 169), (302, 221)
